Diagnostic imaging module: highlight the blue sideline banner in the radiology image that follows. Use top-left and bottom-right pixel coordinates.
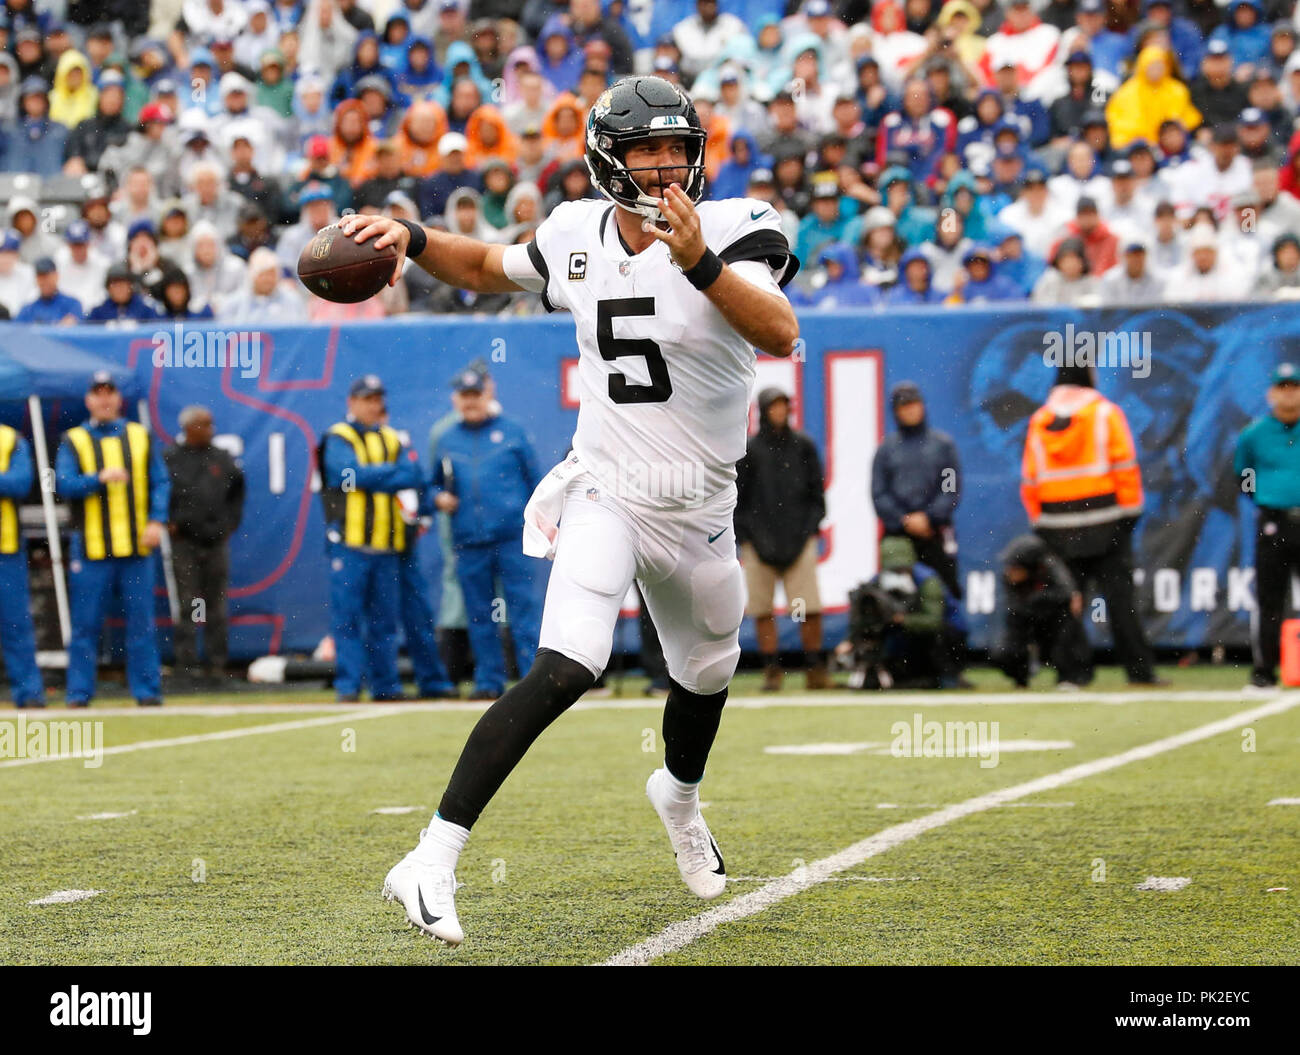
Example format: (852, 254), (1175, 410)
(19, 301), (1295, 659)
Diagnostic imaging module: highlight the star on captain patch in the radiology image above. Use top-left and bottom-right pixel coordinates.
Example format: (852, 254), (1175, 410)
(619, 260), (631, 277)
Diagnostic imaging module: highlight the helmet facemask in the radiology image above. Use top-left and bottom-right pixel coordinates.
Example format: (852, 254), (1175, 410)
(586, 124), (707, 225)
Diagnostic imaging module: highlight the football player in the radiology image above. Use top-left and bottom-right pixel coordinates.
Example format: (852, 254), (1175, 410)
(345, 75), (801, 945)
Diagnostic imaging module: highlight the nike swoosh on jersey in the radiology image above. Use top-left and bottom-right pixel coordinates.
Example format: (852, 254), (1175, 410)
(750, 209), (768, 220)
(417, 889), (441, 926)
(708, 528), (728, 543)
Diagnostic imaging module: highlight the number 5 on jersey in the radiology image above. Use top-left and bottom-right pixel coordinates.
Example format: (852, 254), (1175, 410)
(597, 298), (673, 405)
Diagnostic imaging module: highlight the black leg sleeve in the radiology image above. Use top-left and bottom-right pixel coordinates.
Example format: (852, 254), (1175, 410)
(436, 648), (595, 829)
(662, 678), (728, 783)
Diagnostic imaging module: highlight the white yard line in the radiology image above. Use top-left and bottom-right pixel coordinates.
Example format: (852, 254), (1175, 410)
(29, 889), (102, 906)
(0, 709), (400, 769)
(602, 693), (1300, 966)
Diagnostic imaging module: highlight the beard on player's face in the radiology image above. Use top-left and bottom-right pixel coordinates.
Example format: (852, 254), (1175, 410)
(621, 136), (690, 201)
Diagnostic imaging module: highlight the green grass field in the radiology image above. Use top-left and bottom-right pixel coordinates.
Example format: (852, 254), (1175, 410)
(2, 666), (1297, 965)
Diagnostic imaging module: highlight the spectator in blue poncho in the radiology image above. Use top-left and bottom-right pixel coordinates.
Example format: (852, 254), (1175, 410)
(795, 181), (853, 267)
(879, 166), (940, 246)
(796, 242), (885, 309)
(536, 15), (584, 95)
(1209, 0), (1272, 69)
(711, 130), (767, 201)
(950, 244), (1025, 303)
(397, 36), (442, 98)
(330, 32), (401, 106)
(380, 12), (413, 71)
(889, 249), (946, 305)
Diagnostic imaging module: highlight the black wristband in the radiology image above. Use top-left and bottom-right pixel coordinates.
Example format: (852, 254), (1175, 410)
(396, 218), (428, 258)
(683, 247), (724, 291)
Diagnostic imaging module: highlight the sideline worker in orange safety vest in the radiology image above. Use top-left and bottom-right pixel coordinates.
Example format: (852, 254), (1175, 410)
(1020, 363), (1165, 686)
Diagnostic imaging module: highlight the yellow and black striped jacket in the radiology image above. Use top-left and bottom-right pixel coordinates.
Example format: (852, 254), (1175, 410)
(0, 424), (30, 555)
(318, 422), (411, 553)
(62, 421), (157, 560)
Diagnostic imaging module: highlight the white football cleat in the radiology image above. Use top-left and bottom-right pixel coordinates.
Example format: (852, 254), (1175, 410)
(646, 768), (727, 900)
(382, 835), (464, 945)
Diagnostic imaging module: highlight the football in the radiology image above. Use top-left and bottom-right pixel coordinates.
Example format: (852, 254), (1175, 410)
(297, 222), (398, 303)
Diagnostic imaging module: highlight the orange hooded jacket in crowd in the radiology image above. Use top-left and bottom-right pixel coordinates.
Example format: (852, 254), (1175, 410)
(395, 100), (450, 179)
(330, 99), (380, 186)
(465, 105), (518, 168)
(542, 93), (586, 162)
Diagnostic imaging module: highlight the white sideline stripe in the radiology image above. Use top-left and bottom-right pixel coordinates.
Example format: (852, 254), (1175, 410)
(0, 688), (1257, 722)
(77, 810), (137, 820)
(371, 806), (424, 815)
(5, 704), (358, 718)
(602, 693), (1300, 966)
(1267, 797), (1300, 806)
(0, 710), (399, 769)
(0, 689), (1272, 771)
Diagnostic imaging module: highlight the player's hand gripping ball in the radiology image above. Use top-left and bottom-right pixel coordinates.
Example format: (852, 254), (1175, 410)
(297, 218), (398, 303)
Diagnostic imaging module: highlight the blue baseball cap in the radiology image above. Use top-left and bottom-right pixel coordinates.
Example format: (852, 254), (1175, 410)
(33, 256), (57, 275)
(98, 69), (126, 88)
(127, 218), (157, 241)
(1239, 106), (1268, 126)
(64, 220), (91, 244)
(452, 366), (488, 393)
(297, 182), (333, 206)
(1207, 39), (1231, 56)
(349, 374), (386, 397)
(88, 369), (119, 393)
(0, 229), (20, 253)
(1271, 362), (1300, 385)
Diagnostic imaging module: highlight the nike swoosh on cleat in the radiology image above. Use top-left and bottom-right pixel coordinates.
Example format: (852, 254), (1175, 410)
(708, 527), (727, 543)
(710, 838), (726, 875)
(417, 889), (442, 926)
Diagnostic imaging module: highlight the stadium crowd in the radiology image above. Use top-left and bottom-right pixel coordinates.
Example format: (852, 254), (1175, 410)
(6, 0), (1300, 319)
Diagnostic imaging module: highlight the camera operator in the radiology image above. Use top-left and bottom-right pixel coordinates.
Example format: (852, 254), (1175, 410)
(835, 537), (965, 689)
(992, 533), (1092, 689)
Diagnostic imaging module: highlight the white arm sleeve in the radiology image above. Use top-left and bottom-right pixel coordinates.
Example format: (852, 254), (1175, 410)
(729, 258), (785, 297)
(501, 242), (547, 293)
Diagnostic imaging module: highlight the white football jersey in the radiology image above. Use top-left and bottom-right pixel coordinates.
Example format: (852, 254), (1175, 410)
(502, 196), (798, 511)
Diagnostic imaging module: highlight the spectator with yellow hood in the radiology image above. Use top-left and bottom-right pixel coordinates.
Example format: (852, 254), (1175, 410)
(49, 49), (98, 129)
(1106, 45), (1202, 149)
